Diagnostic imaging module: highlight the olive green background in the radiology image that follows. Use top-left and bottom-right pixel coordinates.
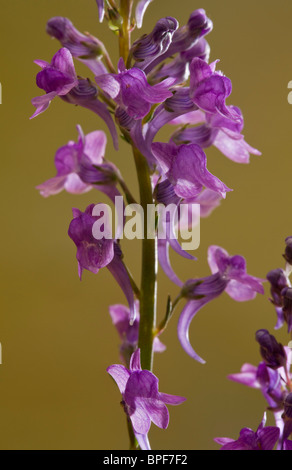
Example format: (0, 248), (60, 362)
(0, 0), (292, 450)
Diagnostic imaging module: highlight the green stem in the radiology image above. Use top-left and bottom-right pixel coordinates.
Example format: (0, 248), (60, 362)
(119, 0), (133, 62)
(133, 147), (157, 371)
(126, 416), (138, 450)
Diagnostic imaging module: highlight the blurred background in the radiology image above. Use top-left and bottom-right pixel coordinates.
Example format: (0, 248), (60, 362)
(0, 0), (292, 450)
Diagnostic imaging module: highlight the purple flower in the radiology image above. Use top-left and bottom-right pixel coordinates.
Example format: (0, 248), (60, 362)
(170, 106), (261, 164)
(131, 17), (178, 70)
(68, 204), (136, 322)
(215, 413), (280, 450)
(267, 268), (289, 330)
(36, 125), (118, 200)
(31, 48), (78, 118)
(107, 349), (186, 449)
(109, 302), (166, 365)
(31, 50), (118, 148)
(151, 142), (231, 199)
(95, 58), (175, 119)
(177, 245), (265, 363)
(135, 0), (154, 29)
(96, 0), (105, 22)
(189, 58), (240, 122)
(46, 17), (108, 76)
(255, 329), (287, 370)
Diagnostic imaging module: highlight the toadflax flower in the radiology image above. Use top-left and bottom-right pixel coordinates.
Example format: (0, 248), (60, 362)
(68, 204), (136, 322)
(151, 142), (231, 199)
(36, 125), (119, 201)
(95, 58), (175, 120)
(177, 245), (265, 363)
(107, 349), (186, 449)
(215, 413), (280, 450)
(109, 302), (166, 366)
(31, 48), (78, 118)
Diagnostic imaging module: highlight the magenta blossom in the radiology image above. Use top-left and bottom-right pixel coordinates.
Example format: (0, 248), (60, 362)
(177, 245), (265, 363)
(31, 48), (78, 118)
(95, 58), (175, 120)
(170, 107), (261, 164)
(68, 204), (136, 322)
(190, 58), (240, 122)
(151, 142), (231, 199)
(215, 413), (280, 450)
(107, 349), (186, 450)
(36, 125), (118, 200)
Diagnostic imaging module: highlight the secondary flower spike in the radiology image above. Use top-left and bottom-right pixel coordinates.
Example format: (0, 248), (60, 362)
(177, 246), (265, 363)
(107, 349), (186, 449)
(215, 413), (280, 450)
(68, 204), (136, 322)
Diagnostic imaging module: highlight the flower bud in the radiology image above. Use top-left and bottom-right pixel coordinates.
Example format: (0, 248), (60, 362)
(284, 237), (292, 265)
(255, 329), (287, 369)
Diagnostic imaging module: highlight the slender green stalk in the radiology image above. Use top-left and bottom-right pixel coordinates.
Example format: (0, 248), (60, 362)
(133, 148), (157, 371)
(119, 0), (133, 62)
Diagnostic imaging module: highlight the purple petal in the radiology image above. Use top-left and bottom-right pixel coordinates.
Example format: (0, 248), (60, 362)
(135, 0), (154, 28)
(284, 440), (292, 450)
(30, 91), (57, 118)
(96, 0), (105, 22)
(83, 130), (107, 165)
(107, 364), (130, 394)
(177, 299), (209, 364)
(130, 349), (142, 371)
(159, 393), (186, 405)
(214, 437), (235, 446)
(95, 74), (120, 99)
(36, 175), (67, 197)
(135, 432), (151, 450)
(143, 399), (169, 429)
(158, 239), (184, 287)
(107, 245), (137, 324)
(258, 426), (280, 450)
(170, 110), (206, 126)
(153, 337), (167, 353)
(228, 364), (260, 388)
(213, 129), (261, 164)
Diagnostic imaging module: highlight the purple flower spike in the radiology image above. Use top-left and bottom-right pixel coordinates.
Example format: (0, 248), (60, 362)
(109, 302), (166, 365)
(177, 246), (265, 362)
(96, 0), (105, 23)
(31, 48), (78, 118)
(135, 0), (154, 29)
(215, 413), (280, 450)
(68, 204), (136, 322)
(131, 17), (178, 70)
(36, 125), (118, 198)
(46, 17), (108, 76)
(107, 349), (186, 448)
(95, 58), (175, 119)
(190, 58), (240, 122)
(151, 142), (231, 199)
